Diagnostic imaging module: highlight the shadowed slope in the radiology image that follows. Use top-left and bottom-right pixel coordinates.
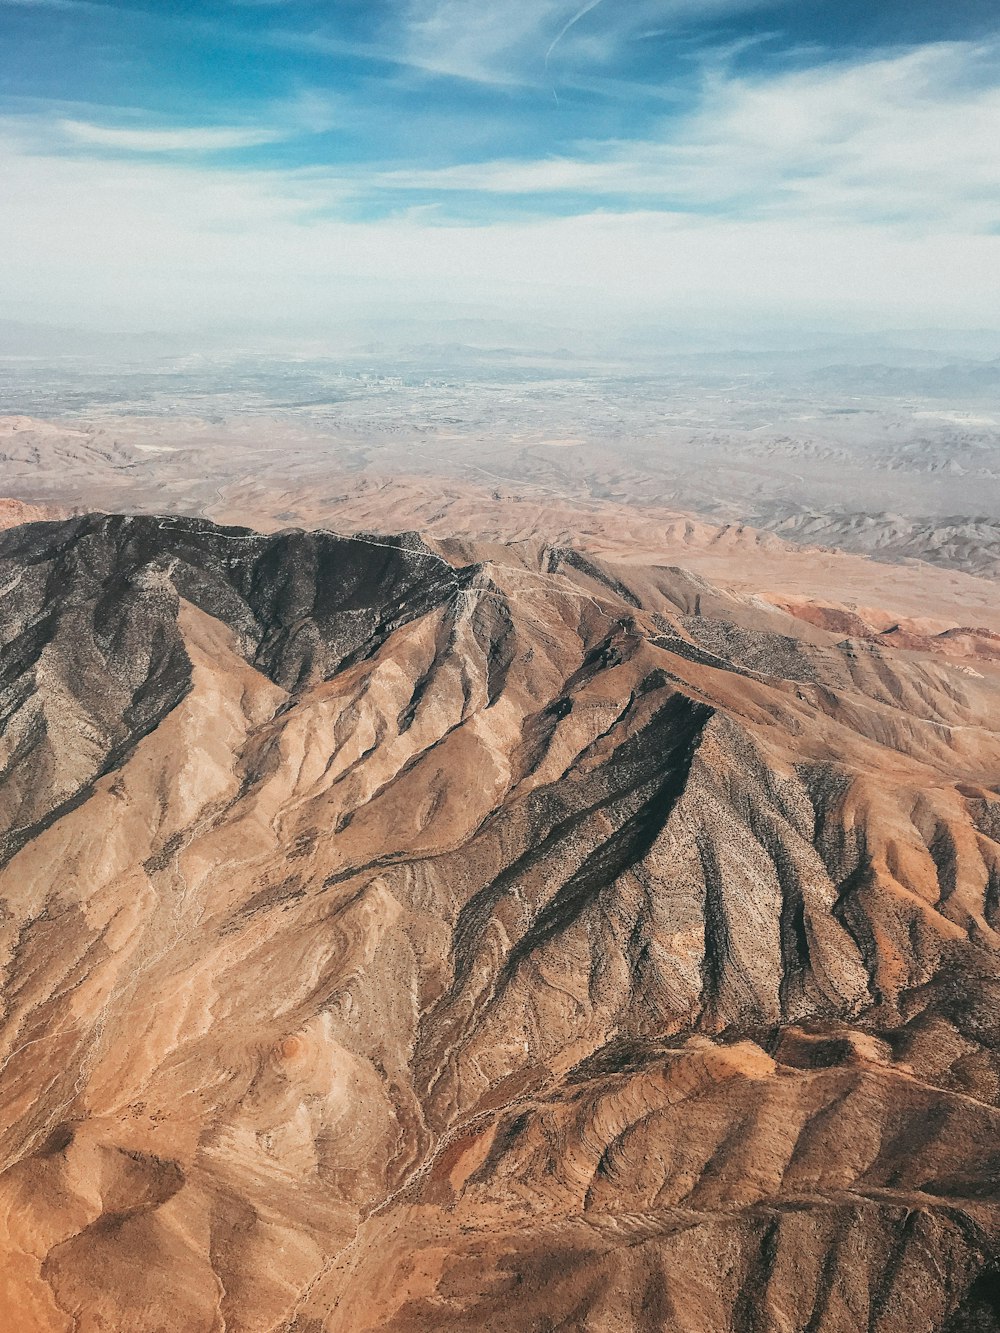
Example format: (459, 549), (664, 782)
(0, 515), (998, 1332)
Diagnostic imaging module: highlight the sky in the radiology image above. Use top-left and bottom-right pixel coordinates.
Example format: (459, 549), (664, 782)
(2, 0), (1000, 341)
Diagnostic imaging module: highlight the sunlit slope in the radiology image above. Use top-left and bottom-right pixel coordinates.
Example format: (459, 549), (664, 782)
(1, 515), (999, 1331)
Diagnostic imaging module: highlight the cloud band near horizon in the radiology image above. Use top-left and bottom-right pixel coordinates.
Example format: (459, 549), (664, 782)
(1, 0), (999, 332)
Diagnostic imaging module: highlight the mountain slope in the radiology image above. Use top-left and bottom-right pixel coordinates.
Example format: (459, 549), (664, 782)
(0, 515), (999, 1332)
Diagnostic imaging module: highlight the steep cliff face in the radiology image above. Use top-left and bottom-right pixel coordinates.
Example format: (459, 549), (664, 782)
(1, 515), (999, 1332)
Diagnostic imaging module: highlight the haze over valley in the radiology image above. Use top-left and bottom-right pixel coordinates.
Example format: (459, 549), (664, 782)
(4, 333), (1000, 579)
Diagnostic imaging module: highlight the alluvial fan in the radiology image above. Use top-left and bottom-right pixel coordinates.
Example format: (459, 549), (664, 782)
(1, 513), (999, 1332)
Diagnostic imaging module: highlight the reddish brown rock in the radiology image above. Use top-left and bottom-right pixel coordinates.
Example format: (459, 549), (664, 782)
(0, 514), (998, 1331)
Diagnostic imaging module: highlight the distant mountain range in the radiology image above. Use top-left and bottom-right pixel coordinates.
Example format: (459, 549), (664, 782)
(3, 315), (1000, 379)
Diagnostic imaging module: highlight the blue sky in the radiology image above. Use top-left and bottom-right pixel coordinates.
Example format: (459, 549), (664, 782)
(2, 0), (1000, 335)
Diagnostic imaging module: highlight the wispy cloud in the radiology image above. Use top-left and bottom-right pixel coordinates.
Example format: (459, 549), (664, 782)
(544, 0), (605, 67)
(59, 120), (285, 152)
(2, 0), (999, 332)
(368, 42), (1000, 232)
(398, 0), (575, 84)
(10, 36), (999, 233)
(391, 0), (777, 86)
(3, 120), (999, 333)
(1, 87), (344, 158)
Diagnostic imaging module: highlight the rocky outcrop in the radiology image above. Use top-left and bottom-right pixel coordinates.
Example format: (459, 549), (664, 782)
(0, 515), (999, 1331)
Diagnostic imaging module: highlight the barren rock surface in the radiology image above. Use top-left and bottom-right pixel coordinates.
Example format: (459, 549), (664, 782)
(1, 513), (999, 1331)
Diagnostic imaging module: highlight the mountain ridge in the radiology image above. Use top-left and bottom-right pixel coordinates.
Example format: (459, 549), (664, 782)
(0, 513), (999, 1331)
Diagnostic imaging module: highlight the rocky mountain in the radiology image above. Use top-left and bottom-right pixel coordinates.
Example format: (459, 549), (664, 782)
(763, 511), (1000, 582)
(1, 513), (1000, 1331)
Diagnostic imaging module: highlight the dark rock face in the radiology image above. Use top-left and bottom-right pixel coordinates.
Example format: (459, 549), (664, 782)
(0, 515), (458, 862)
(0, 514), (999, 1332)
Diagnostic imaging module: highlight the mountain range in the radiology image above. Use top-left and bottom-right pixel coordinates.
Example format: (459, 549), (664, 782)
(1, 512), (999, 1330)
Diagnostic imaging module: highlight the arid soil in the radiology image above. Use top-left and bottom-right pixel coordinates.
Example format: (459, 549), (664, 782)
(3, 409), (1000, 636)
(1, 511), (999, 1331)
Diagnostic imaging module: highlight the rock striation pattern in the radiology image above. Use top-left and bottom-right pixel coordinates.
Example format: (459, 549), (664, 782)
(0, 514), (999, 1331)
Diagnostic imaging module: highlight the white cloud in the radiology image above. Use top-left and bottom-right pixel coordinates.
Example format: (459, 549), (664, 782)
(399, 0), (586, 84)
(393, 0), (772, 86)
(2, 122), (999, 333)
(372, 42), (1000, 232)
(3, 90), (342, 158)
(58, 120), (285, 152)
(3, 40), (999, 332)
